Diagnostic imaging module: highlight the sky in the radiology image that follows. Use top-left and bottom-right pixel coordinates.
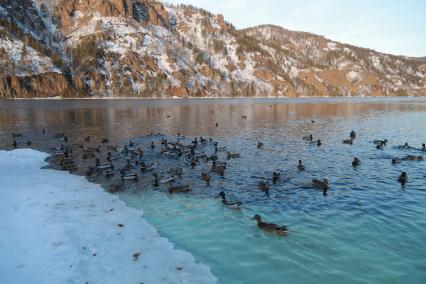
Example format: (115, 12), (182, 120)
(164, 0), (426, 57)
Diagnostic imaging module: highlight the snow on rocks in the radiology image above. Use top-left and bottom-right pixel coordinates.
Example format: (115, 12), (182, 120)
(346, 71), (363, 83)
(0, 149), (216, 284)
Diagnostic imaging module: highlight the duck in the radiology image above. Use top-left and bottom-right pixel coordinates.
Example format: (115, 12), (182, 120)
(151, 141), (155, 149)
(227, 152), (240, 159)
(297, 160), (305, 171)
(258, 181), (269, 192)
(219, 191), (242, 208)
(343, 139), (353, 145)
(402, 155), (423, 161)
(215, 122), (219, 127)
(257, 141), (264, 149)
(272, 171), (281, 183)
(374, 139), (388, 145)
(352, 157), (361, 167)
(211, 162), (225, 176)
(398, 172), (408, 186)
(421, 143), (426, 151)
(392, 158), (401, 165)
(317, 140), (322, 147)
(152, 173), (160, 187)
(168, 185), (191, 194)
(312, 179), (329, 191)
(350, 130), (356, 139)
(201, 172), (211, 185)
(251, 215), (288, 236)
(85, 136), (91, 142)
(303, 134), (313, 141)
(12, 139), (17, 148)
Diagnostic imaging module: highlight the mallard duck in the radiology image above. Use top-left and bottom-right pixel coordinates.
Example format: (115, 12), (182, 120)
(219, 191), (242, 208)
(374, 139), (388, 145)
(168, 185), (191, 194)
(227, 152), (240, 159)
(258, 181), (269, 192)
(303, 134), (313, 141)
(201, 172), (211, 185)
(403, 155), (423, 161)
(343, 139), (353, 145)
(272, 171), (281, 183)
(398, 172), (408, 186)
(312, 179), (328, 191)
(211, 163), (225, 175)
(297, 160), (305, 171)
(317, 140), (322, 147)
(352, 157), (361, 167)
(251, 215), (288, 236)
(153, 173), (159, 187)
(421, 143), (426, 151)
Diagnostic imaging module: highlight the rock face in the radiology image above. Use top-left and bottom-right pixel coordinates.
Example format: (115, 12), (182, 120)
(0, 0), (425, 98)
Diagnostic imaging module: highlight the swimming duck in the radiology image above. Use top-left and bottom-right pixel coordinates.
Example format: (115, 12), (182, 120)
(12, 139), (17, 148)
(421, 143), (426, 151)
(215, 122), (219, 127)
(251, 215), (288, 236)
(303, 134), (313, 141)
(153, 173), (160, 187)
(272, 171), (281, 183)
(257, 141), (264, 149)
(258, 181), (269, 192)
(297, 160), (305, 171)
(201, 172), (211, 185)
(151, 141), (155, 149)
(316, 140), (322, 147)
(352, 157), (361, 167)
(211, 162), (225, 176)
(312, 179), (329, 191)
(374, 139), (388, 145)
(392, 158), (401, 165)
(219, 191), (242, 208)
(402, 155), (423, 161)
(398, 172), (408, 186)
(168, 185), (191, 194)
(402, 142), (409, 149)
(27, 140), (32, 146)
(343, 139), (353, 145)
(350, 130), (356, 139)
(227, 152), (240, 159)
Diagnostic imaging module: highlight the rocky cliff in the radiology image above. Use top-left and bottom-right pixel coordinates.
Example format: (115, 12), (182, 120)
(0, 0), (425, 98)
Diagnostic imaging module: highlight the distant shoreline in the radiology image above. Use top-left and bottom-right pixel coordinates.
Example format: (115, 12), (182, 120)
(5, 95), (426, 101)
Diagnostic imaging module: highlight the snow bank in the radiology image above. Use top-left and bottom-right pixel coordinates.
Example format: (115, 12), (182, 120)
(0, 149), (216, 284)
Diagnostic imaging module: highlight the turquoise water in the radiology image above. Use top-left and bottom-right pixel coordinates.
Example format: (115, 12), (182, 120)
(1, 98), (426, 283)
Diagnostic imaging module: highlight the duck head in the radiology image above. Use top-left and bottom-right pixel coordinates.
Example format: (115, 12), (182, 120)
(251, 214), (262, 222)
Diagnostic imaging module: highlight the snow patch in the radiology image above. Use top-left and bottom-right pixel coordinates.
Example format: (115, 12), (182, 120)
(0, 149), (216, 284)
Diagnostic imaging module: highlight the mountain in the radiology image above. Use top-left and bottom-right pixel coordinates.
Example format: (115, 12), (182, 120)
(0, 0), (425, 98)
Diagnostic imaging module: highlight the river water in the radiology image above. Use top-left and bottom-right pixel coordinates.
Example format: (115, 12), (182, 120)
(1, 98), (425, 283)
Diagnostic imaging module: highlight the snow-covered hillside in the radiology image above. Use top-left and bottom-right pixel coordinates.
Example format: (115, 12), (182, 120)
(0, 0), (425, 98)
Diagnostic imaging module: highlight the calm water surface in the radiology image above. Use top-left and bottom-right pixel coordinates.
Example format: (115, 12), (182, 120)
(1, 98), (426, 284)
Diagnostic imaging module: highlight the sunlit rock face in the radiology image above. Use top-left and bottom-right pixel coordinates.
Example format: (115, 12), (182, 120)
(0, 0), (425, 98)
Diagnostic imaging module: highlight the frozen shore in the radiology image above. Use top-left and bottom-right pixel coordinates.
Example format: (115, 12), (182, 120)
(0, 149), (216, 284)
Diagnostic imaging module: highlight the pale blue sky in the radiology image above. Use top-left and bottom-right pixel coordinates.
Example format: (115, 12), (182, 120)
(164, 0), (426, 57)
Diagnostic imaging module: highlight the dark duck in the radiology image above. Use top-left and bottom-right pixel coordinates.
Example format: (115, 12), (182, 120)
(398, 172), (408, 186)
(251, 215), (288, 236)
(219, 191), (242, 209)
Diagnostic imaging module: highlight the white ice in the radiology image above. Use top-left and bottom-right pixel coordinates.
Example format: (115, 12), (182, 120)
(0, 149), (216, 284)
